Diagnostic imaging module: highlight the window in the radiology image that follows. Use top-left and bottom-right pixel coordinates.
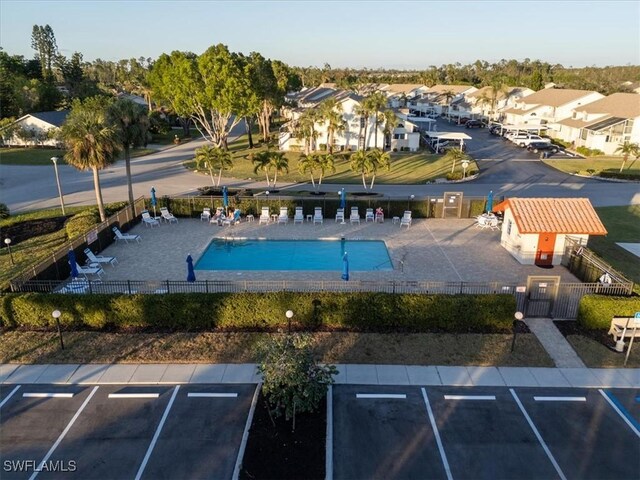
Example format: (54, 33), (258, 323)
(507, 220), (513, 236)
(393, 133), (406, 140)
(360, 117), (365, 128)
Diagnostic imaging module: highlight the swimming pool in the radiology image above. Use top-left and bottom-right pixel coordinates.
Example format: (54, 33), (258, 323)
(195, 239), (393, 271)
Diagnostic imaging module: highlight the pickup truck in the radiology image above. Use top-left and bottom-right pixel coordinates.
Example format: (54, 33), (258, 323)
(514, 135), (552, 148)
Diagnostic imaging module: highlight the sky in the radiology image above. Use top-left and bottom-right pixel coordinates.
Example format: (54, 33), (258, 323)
(1, 0), (639, 69)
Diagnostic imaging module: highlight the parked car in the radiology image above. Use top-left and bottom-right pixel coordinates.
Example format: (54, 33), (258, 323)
(489, 125), (503, 135)
(465, 120), (484, 129)
(515, 135), (552, 148)
(458, 117), (471, 125)
(436, 142), (467, 154)
(527, 142), (559, 154)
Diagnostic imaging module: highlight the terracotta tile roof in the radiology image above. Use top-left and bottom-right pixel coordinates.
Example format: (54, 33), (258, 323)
(493, 198), (607, 235)
(519, 89), (602, 107)
(577, 93), (640, 119)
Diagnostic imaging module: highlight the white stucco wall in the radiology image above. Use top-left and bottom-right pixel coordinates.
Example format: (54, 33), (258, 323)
(5, 116), (62, 147)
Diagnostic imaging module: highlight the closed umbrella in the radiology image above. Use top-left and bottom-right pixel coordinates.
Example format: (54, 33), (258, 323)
(186, 254), (196, 282)
(68, 250), (78, 279)
(486, 190), (494, 213)
(150, 187), (158, 218)
(222, 186), (229, 215)
(341, 252), (349, 281)
(340, 188), (346, 210)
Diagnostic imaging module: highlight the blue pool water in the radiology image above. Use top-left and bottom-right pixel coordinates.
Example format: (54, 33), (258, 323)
(195, 239), (393, 271)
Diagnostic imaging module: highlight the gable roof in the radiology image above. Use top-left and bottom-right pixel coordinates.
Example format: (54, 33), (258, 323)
(25, 110), (69, 127)
(519, 89), (601, 107)
(426, 84), (475, 95)
(381, 84), (427, 94)
(494, 198), (607, 235)
(466, 86), (532, 100)
(577, 93), (640, 119)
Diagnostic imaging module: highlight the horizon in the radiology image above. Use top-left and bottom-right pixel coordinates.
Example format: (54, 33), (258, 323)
(1, 0), (639, 69)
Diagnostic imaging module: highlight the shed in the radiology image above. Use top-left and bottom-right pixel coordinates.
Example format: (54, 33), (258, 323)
(493, 198), (607, 266)
(2, 110), (69, 147)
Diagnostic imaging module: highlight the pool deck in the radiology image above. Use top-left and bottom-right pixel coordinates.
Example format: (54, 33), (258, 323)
(95, 217), (580, 284)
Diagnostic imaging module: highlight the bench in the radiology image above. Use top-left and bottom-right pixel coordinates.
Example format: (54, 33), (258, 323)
(609, 316), (640, 351)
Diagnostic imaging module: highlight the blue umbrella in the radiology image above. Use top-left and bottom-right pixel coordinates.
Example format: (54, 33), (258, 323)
(340, 188), (346, 210)
(68, 250), (78, 279)
(186, 254), (196, 282)
(486, 190), (494, 213)
(222, 186), (229, 213)
(150, 187), (158, 217)
(341, 252), (349, 281)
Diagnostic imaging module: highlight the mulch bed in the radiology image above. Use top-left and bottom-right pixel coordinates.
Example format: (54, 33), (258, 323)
(241, 391), (326, 480)
(553, 320), (618, 351)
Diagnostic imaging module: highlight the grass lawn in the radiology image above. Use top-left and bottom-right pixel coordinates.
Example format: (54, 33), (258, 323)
(0, 148), (66, 165)
(151, 128), (199, 145)
(185, 133), (478, 185)
(0, 331), (553, 366)
(589, 205), (640, 284)
(543, 156), (640, 176)
(566, 334), (640, 368)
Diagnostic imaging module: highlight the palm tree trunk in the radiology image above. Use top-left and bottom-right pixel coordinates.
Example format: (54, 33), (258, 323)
(374, 116), (378, 149)
(217, 168), (223, 187)
(273, 170), (278, 189)
(92, 167), (106, 222)
(245, 117), (254, 149)
(361, 173), (367, 190)
(370, 174), (376, 190)
(620, 155), (628, 173)
(123, 145), (135, 216)
(209, 166), (216, 187)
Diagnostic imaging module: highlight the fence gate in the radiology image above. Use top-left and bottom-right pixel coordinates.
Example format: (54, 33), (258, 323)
(525, 276), (560, 318)
(442, 192), (463, 218)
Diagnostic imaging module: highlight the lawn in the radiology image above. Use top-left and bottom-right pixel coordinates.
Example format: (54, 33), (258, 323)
(543, 156), (640, 176)
(0, 147), (157, 166)
(151, 128), (200, 145)
(565, 335), (640, 368)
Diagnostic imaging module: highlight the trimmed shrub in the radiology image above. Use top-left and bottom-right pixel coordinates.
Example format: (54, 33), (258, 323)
(599, 170), (640, 181)
(446, 172), (463, 181)
(0, 203), (9, 219)
(64, 208), (100, 239)
(577, 295), (640, 330)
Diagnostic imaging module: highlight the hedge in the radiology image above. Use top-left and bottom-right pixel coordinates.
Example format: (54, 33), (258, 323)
(0, 292), (516, 333)
(577, 295), (640, 330)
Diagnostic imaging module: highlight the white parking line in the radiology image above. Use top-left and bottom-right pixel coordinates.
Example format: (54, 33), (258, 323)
(134, 386), (180, 480)
(356, 394), (407, 399)
(29, 386), (99, 480)
(233, 384), (261, 480)
(0, 385), (20, 408)
(23, 393), (74, 398)
(510, 389), (566, 480)
(187, 392), (238, 398)
(444, 395), (496, 401)
(421, 388), (453, 480)
(534, 396), (586, 402)
(108, 393), (160, 399)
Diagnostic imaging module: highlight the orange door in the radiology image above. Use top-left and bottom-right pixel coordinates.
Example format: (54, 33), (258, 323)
(535, 233), (556, 266)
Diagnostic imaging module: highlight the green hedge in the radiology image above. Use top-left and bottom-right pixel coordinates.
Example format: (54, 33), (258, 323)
(64, 209), (100, 239)
(577, 295), (640, 330)
(599, 170), (640, 181)
(0, 292), (516, 333)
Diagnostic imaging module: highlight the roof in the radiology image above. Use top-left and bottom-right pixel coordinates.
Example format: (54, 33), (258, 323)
(502, 105), (544, 115)
(577, 93), (640, 119)
(556, 117), (606, 129)
(23, 110), (69, 127)
(493, 198), (607, 235)
(427, 84), (475, 95)
(584, 116), (626, 132)
(429, 132), (472, 140)
(519, 89), (601, 107)
(466, 86), (532, 100)
(381, 84), (427, 94)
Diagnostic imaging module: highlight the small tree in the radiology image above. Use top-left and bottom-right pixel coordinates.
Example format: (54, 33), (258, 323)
(256, 334), (337, 431)
(614, 141), (640, 173)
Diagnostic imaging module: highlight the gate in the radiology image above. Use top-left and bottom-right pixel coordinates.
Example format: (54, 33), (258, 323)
(525, 276), (560, 317)
(442, 192), (463, 218)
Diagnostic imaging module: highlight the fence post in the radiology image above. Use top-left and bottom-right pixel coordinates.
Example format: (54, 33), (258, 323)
(205, 280), (209, 294)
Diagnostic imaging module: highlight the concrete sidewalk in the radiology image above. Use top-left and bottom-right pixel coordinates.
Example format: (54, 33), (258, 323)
(1, 363), (637, 388)
(525, 317), (587, 368)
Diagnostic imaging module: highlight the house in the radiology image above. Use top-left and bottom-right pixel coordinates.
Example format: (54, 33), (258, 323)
(493, 198), (607, 267)
(465, 86), (534, 121)
(1, 110), (69, 147)
(116, 92), (149, 109)
(554, 93), (640, 154)
(379, 84), (429, 108)
(415, 84), (478, 118)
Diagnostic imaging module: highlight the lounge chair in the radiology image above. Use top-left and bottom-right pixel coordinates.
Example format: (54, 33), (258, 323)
(232, 209), (242, 224)
(375, 208), (384, 223)
(200, 207), (211, 222)
(210, 207), (225, 225)
(313, 207), (323, 224)
(259, 206), (270, 224)
(294, 207), (304, 224)
(112, 226), (141, 244)
(365, 208), (374, 222)
(84, 248), (118, 267)
(335, 208), (345, 223)
(278, 207), (289, 224)
(141, 211), (160, 228)
(72, 261), (104, 280)
(350, 207), (360, 224)
(400, 210), (412, 228)
(160, 207), (178, 224)
(223, 209), (241, 226)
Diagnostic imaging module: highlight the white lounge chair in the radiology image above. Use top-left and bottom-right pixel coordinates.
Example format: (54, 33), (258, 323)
(350, 207), (360, 224)
(335, 208), (345, 223)
(278, 207), (289, 224)
(294, 207), (304, 224)
(160, 207), (178, 224)
(57, 279), (92, 294)
(200, 207), (211, 222)
(72, 261), (104, 280)
(365, 208), (374, 222)
(400, 210), (412, 228)
(112, 226), (141, 243)
(313, 207), (323, 224)
(210, 207), (225, 225)
(259, 206), (270, 225)
(141, 211), (160, 228)
(84, 248), (117, 267)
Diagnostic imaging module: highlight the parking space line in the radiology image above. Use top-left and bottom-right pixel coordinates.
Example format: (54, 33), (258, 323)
(108, 393), (160, 399)
(187, 392), (238, 398)
(134, 386), (180, 480)
(356, 394), (407, 399)
(23, 393), (74, 398)
(421, 388), (453, 480)
(233, 384), (261, 480)
(534, 396), (586, 402)
(509, 389), (566, 480)
(444, 395), (496, 401)
(599, 389), (640, 438)
(29, 386), (98, 480)
(325, 385), (333, 480)
(0, 385), (21, 408)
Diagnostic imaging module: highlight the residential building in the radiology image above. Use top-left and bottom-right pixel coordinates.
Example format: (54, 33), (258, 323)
(379, 84), (429, 108)
(1, 110), (69, 147)
(465, 86), (534, 121)
(412, 84), (478, 119)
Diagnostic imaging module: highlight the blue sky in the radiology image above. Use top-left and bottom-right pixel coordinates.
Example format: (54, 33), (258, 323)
(1, 1), (638, 68)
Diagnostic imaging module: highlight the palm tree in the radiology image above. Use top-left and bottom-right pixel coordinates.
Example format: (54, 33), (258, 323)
(252, 151), (272, 187)
(319, 98), (345, 153)
(354, 101), (372, 151)
(107, 98), (150, 214)
(294, 109), (320, 154)
(349, 148), (391, 190)
(475, 93), (492, 123)
(364, 148), (391, 189)
(269, 151), (289, 188)
(443, 148), (471, 174)
(349, 150), (372, 189)
(382, 109), (398, 150)
(298, 153), (319, 189)
(195, 145), (233, 186)
(61, 97), (120, 222)
(367, 92), (388, 149)
(316, 153), (336, 187)
(441, 89), (456, 117)
(614, 141), (640, 173)
(195, 144), (217, 186)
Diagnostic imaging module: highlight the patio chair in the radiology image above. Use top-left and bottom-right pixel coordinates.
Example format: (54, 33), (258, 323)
(335, 208), (345, 223)
(313, 207), (323, 224)
(160, 207), (178, 224)
(365, 208), (374, 222)
(259, 206), (270, 225)
(210, 207), (225, 225)
(375, 207), (384, 223)
(232, 209), (242, 224)
(400, 210), (412, 228)
(200, 207), (211, 222)
(350, 207), (360, 224)
(141, 211), (160, 228)
(278, 207), (289, 224)
(112, 226), (141, 244)
(72, 261), (104, 280)
(84, 248), (118, 267)
(294, 207), (304, 224)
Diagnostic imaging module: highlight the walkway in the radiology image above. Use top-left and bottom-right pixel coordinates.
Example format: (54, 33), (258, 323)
(525, 317), (586, 368)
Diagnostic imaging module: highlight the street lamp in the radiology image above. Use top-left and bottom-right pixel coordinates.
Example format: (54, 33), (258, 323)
(511, 311), (524, 352)
(407, 194), (415, 210)
(285, 310), (294, 334)
(52, 309), (64, 350)
(4, 238), (14, 265)
(51, 157), (66, 215)
(462, 160), (469, 179)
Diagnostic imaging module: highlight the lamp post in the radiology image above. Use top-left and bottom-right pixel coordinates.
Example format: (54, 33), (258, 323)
(4, 238), (14, 265)
(51, 157), (66, 215)
(462, 160), (469, 179)
(407, 194), (415, 210)
(285, 310), (294, 334)
(511, 311), (524, 352)
(265, 191), (270, 217)
(52, 309), (64, 350)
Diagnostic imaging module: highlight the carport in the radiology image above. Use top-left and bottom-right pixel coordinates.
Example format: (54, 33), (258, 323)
(492, 123), (548, 135)
(427, 132), (472, 151)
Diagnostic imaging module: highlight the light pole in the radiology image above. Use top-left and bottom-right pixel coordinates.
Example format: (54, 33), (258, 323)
(407, 194), (415, 210)
(4, 238), (14, 265)
(265, 191), (270, 216)
(285, 310), (294, 334)
(511, 311), (524, 352)
(52, 309), (64, 350)
(462, 160), (469, 179)
(51, 157), (66, 215)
